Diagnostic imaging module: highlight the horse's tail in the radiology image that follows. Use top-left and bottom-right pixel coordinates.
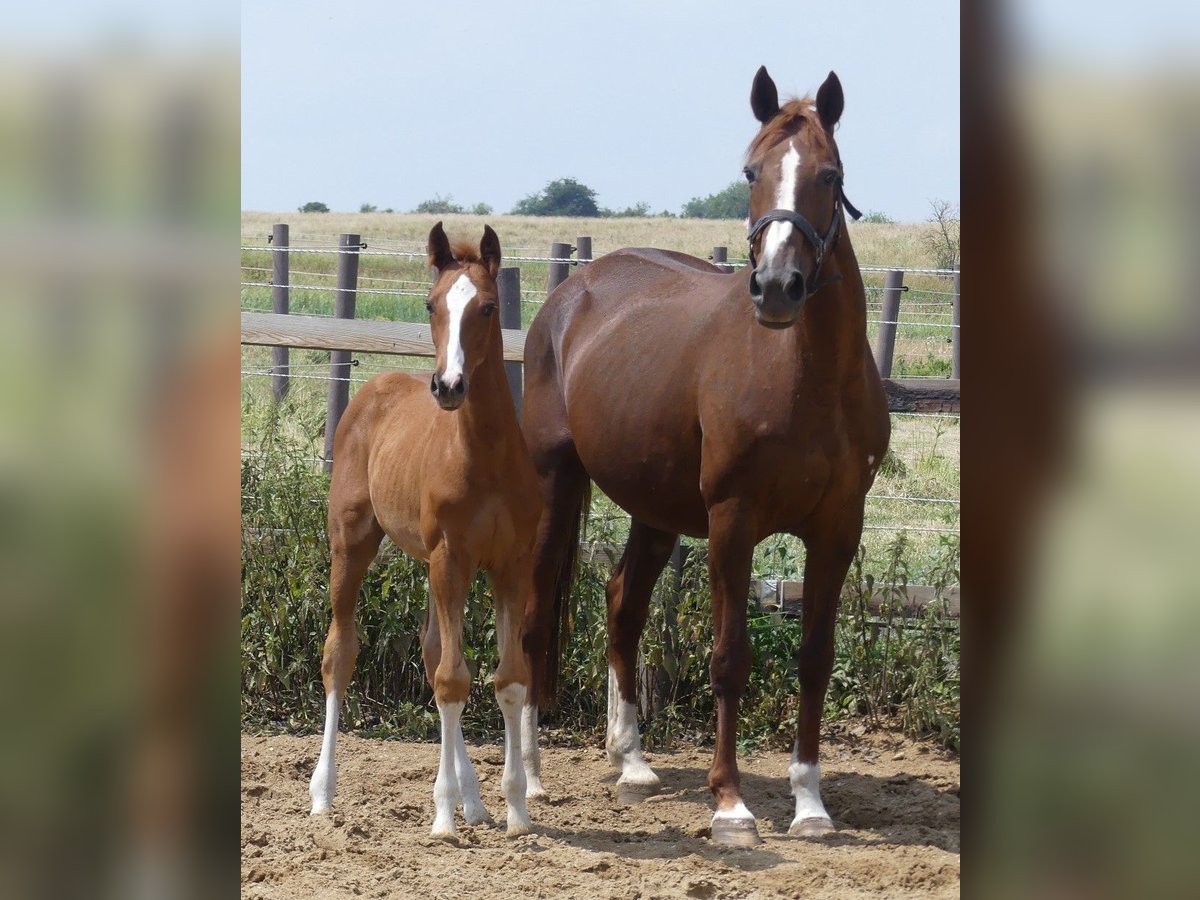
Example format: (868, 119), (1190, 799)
(538, 479), (592, 710)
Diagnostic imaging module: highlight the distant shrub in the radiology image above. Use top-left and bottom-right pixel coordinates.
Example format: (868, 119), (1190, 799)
(511, 178), (600, 217)
(299, 201), (329, 213)
(470, 202), (493, 216)
(601, 201), (651, 218)
(359, 203), (378, 213)
(681, 181), (750, 219)
(860, 210), (895, 224)
(414, 195), (465, 215)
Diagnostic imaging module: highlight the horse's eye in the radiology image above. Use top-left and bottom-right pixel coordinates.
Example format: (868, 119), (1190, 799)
(481, 304), (496, 318)
(425, 301), (433, 314)
(822, 170), (840, 187)
(743, 166), (756, 184)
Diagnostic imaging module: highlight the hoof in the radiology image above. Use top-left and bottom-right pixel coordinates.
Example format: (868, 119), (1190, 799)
(788, 816), (834, 838)
(463, 807), (494, 827)
(430, 826), (458, 842)
(309, 801), (331, 816)
(710, 816), (762, 847)
(505, 819), (533, 838)
(525, 778), (549, 803)
(616, 778), (660, 806)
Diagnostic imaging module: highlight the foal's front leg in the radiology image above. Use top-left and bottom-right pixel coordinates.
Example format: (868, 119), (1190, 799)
(427, 544), (477, 838)
(490, 562), (534, 835)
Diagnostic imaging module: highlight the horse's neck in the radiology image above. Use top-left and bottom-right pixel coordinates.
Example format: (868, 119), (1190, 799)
(797, 235), (869, 374)
(453, 348), (521, 452)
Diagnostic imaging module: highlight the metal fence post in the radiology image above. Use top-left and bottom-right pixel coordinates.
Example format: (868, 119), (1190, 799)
(323, 233), (360, 472)
(498, 266), (523, 418)
(874, 269), (904, 378)
(271, 223), (290, 402)
(712, 245), (732, 273)
(576, 235), (592, 265)
(546, 241), (572, 295)
(951, 264), (961, 379)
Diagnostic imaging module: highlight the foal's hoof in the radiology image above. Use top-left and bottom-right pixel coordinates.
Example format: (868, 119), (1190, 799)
(463, 806), (494, 827)
(788, 816), (834, 838)
(525, 780), (549, 803)
(616, 778), (660, 806)
(505, 819), (533, 838)
(710, 816), (763, 847)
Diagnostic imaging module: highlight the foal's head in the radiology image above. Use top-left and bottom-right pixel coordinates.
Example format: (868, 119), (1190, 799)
(744, 67), (850, 328)
(425, 222), (502, 411)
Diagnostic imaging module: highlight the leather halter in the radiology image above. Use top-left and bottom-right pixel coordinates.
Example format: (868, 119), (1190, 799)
(746, 180), (862, 298)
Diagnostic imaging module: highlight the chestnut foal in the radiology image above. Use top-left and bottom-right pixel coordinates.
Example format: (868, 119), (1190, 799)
(309, 224), (543, 838)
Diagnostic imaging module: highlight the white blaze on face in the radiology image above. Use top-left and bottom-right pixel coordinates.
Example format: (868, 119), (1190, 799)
(761, 140), (802, 269)
(441, 273), (477, 383)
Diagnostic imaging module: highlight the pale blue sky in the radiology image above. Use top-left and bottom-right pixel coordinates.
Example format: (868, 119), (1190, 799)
(241, 1), (959, 221)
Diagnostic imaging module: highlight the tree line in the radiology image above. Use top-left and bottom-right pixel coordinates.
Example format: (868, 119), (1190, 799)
(300, 177), (905, 222)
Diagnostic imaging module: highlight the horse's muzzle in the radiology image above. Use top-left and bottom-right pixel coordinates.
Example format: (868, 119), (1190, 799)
(750, 265), (806, 328)
(430, 372), (467, 410)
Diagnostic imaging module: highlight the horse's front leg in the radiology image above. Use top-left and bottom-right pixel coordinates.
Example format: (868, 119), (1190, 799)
(490, 560), (534, 836)
(789, 524), (861, 837)
(704, 499), (761, 847)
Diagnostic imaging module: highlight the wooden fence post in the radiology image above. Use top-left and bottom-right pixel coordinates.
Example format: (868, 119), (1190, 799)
(951, 264), (961, 379)
(271, 223), (290, 402)
(576, 235), (592, 265)
(498, 266), (523, 418)
(546, 241), (572, 295)
(874, 269), (905, 378)
(712, 245), (732, 273)
(323, 233), (360, 472)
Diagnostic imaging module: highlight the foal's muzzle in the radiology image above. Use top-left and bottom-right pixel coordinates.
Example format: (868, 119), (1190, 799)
(750, 264), (806, 328)
(430, 372), (467, 410)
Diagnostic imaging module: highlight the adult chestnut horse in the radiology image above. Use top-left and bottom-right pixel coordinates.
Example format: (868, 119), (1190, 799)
(309, 224), (543, 838)
(520, 68), (890, 846)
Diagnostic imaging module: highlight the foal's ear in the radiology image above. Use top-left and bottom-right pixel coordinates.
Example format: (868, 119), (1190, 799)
(427, 221), (453, 273)
(816, 71), (844, 131)
(479, 224), (502, 278)
(750, 65), (780, 124)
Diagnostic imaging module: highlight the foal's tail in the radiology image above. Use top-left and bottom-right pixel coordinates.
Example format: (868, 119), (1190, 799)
(537, 480), (592, 710)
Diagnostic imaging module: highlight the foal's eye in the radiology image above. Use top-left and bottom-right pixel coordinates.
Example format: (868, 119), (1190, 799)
(743, 166), (756, 183)
(481, 303), (496, 318)
(425, 301), (433, 314)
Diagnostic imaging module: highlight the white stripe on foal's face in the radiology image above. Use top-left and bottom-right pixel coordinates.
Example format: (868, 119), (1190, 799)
(761, 140), (802, 269)
(441, 273), (477, 383)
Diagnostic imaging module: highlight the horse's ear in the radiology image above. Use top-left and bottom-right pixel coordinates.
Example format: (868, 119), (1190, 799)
(427, 221), (453, 273)
(750, 66), (780, 124)
(479, 224), (501, 278)
(816, 71), (844, 131)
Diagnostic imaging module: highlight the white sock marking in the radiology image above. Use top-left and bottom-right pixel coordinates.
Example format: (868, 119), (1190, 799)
(432, 701), (464, 835)
(712, 800), (755, 821)
(496, 682), (532, 833)
(441, 273), (476, 385)
(789, 753), (831, 825)
(452, 722), (488, 825)
(605, 666), (660, 787)
(309, 691), (340, 814)
(761, 141), (802, 269)
(521, 703), (546, 798)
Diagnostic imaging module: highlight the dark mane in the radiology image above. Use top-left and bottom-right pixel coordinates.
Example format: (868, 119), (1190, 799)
(450, 240), (483, 265)
(745, 96), (832, 160)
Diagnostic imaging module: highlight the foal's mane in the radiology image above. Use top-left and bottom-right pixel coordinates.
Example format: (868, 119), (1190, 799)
(449, 241), (484, 265)
(745, 96), (833, 161)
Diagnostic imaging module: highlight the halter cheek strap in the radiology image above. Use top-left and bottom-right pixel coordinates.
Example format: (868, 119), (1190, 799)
(746, 183), (863, 299)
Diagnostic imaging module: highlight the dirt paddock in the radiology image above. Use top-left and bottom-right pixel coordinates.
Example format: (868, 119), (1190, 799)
(242, 730), (959, 899)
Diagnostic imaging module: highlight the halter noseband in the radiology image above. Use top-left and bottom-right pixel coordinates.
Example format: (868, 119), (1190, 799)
(746, 180), (862, 298)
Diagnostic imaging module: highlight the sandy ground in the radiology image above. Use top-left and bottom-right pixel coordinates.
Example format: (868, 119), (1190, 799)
(242, 730), (959, 899)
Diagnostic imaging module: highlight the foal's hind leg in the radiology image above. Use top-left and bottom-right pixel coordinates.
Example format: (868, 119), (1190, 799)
(421, 594), (490, 827)
(605, 520), (676, 803)
(309, 494), (383, 814)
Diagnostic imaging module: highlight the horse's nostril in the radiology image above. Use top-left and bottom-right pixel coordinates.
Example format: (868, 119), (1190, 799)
(749, 271), (762, 300)
(785, 271), (806, 303)
(430, 374), (439, 395)
(451, 378), (465, 395)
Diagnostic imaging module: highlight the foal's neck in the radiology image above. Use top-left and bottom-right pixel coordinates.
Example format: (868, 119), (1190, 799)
(454, 342), (521, 450)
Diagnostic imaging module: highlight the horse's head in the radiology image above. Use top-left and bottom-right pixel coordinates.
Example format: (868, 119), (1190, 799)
(425, 222), (502, 411)
(744, 67), (852, 328)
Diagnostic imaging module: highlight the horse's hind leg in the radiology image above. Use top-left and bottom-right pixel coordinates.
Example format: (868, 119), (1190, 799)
(309, 481), (383, 815)
(421, 593), (490, 828)
(520, 437), (589, 801)
(606, 519), (676, 803)
(490, 561), (534, 835)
